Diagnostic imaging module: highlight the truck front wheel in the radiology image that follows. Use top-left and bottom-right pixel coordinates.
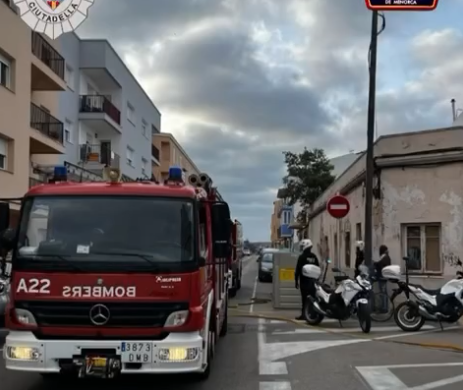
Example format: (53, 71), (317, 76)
(220, 297), (228, 337)
(195, 321), (215, 381)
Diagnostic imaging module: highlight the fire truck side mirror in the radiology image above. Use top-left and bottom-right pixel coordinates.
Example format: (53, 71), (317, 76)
(211, 202), (232, 258)
(0, 202), (9, 232)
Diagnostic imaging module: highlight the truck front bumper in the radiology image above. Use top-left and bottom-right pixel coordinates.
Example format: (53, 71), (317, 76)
(3, 331), (205, 375)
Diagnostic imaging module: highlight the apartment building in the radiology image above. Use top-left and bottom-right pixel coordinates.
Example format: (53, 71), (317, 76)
(0, 0), (66, 223)
(55, 33), (161, 181)
(152, 133), (200, 182)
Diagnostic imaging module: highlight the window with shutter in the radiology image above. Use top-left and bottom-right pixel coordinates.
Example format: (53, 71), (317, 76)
(0, 137), (8, 170)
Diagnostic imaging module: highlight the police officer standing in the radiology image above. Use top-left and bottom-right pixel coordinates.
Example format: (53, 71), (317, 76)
(354, 240), (365, 278)
(294, 239), (319, 320)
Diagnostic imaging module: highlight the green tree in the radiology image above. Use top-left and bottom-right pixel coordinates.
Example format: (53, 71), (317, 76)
(282, 148), (335, 208)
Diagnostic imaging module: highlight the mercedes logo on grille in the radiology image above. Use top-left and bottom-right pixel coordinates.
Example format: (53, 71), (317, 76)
(89, 304), (110, 326)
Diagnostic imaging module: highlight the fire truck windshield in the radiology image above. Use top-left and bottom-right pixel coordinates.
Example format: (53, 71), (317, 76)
(14, 196), (196, 272)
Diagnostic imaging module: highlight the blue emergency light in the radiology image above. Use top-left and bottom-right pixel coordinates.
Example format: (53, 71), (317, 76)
(53, 166), (67, 182)
(168, 166), (184, 182)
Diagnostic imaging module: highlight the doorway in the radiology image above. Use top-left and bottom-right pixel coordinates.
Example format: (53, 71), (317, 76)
(345, 231), (351, 268)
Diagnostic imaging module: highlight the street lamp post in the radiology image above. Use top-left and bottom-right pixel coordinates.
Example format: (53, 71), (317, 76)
(364, 10), (379, 266)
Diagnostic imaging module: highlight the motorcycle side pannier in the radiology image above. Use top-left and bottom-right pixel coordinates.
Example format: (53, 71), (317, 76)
(382, 265), (401, 281)
(302, 264), (321, 279)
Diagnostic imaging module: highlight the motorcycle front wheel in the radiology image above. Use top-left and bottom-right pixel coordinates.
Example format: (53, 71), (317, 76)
(358, 303), (371, 333)
(394, 301), (426, 332)
(303, 299), (324, 326)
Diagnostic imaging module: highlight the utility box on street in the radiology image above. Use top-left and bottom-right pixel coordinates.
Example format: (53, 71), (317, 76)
(272, 252), (300, 309)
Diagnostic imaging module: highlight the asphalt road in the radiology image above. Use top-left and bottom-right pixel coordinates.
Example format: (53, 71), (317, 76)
(2, 255), (463, 390)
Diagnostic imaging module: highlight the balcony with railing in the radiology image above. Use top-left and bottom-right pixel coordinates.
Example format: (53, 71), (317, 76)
(79, 95), (122, 135)
(30, 32), (66, 91)
(80, 143), (121, 169)
(152, 144), (160, 162)
(29, 103), (65, 154)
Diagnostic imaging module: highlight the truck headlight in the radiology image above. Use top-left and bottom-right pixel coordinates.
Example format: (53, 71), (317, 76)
(158, 347), (199, 362)
(6, 346), (40, 360)
(14, 308), (37, 326)
(164, 310), (189, 327)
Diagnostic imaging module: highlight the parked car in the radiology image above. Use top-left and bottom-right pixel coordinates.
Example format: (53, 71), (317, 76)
(243, 248), (251, 256)
(258, 248), (279, 282)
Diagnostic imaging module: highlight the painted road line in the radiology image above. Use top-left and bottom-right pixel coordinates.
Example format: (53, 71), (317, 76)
(259, 362), (288, 375)
(272, 325), (436, 335)
(261, 338), (368, 361)
(259, 382), (292, 390)
(357, 366), (409, 390)
(357, 363), (463, 390)
(259, 318), (288, 375)
(258, 318), (291, 389)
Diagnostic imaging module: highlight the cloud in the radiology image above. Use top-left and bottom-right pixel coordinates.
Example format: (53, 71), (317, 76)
(76, 1), (463, 240)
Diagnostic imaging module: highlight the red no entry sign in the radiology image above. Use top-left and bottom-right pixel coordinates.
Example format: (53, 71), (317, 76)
(327, 195), (350, 219)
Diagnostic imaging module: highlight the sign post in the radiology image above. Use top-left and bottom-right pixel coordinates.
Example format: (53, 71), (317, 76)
(326, 195), (350, 219)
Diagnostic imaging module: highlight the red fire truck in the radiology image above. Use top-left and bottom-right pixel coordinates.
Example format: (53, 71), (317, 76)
(0, 166), (232, 381)
(228, 219), (243, 297)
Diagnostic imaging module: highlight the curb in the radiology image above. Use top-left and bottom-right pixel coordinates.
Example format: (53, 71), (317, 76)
(229, 310), (463, 353)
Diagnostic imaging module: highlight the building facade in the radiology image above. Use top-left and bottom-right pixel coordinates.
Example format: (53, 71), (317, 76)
(308, 127), (463, 286)
(152, 133), (200, 182)
(55, 33), (161, 181)
(270, 200), (282, 246)
(279, 204), (293, 247)
(0, 0), (66, 222)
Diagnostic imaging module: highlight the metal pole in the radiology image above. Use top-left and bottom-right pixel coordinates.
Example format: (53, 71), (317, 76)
(364, 10), (378, 266)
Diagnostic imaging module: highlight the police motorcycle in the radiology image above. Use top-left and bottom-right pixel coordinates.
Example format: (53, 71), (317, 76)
(302, 261), (372, 333)
(383, 258), (463, 332)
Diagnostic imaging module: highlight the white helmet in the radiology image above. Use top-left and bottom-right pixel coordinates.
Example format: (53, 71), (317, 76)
(300, 239), (313, 251)
(356, 241), (364, 250)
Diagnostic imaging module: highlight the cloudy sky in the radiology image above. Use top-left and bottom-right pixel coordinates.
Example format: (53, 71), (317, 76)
(78, 0), (463, 241)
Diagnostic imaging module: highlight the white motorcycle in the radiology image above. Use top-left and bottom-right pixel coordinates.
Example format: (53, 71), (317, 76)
(383, 258), (463, 332)
(302, 263), (372, 333)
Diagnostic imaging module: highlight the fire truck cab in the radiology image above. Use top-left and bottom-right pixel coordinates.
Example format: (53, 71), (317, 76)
(0, 166), (232, 381)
